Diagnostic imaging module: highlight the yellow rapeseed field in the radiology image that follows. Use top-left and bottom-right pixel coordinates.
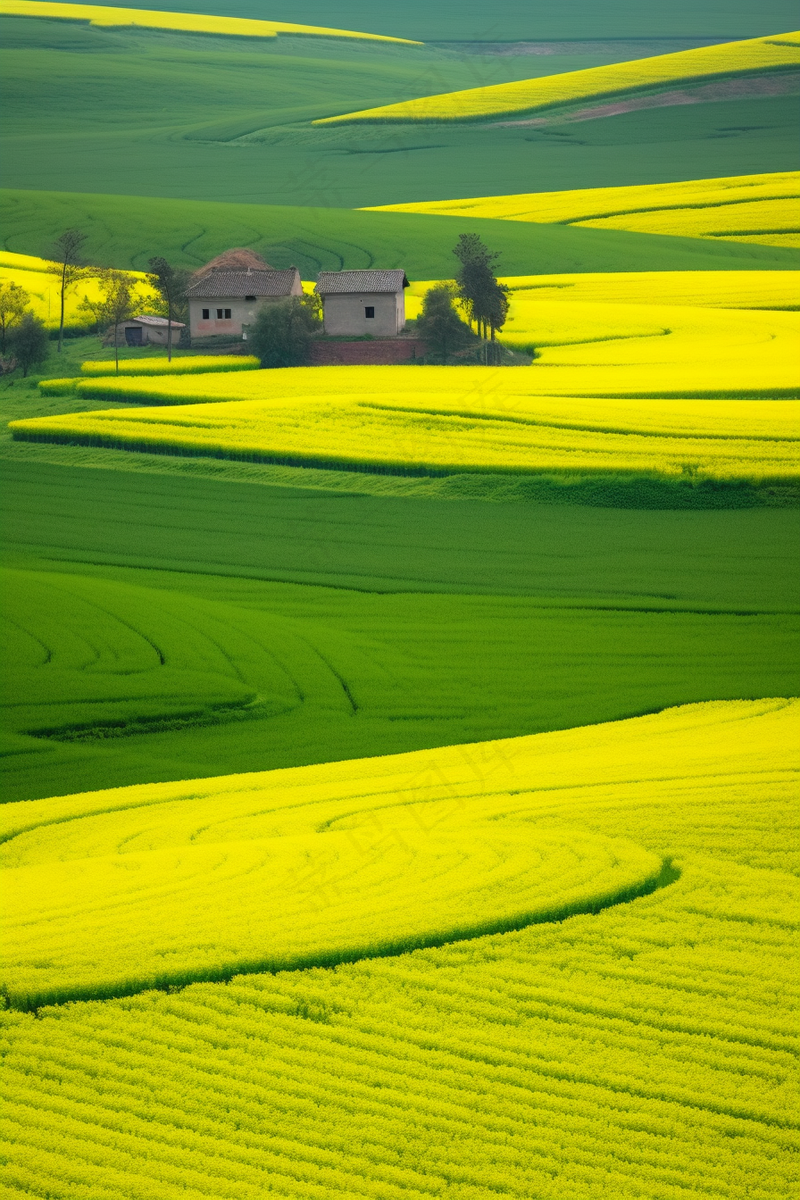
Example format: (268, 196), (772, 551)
(486, 269), (800, 310)
(11, 302), (800, 482)
(79, 356), (261, 376)
(10, 352), (800, 484)
(0, 698), (794, 1011)
(371, 172), (800, 249)
(315, 32), (800, 123)
(0, 251), (156, 328)
(0, 0), (419, 43)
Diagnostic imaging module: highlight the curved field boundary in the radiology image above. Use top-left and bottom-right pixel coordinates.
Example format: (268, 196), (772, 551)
(2, 856), (677, 1011)
(370, 173), (800, 252)
(3, 697), (796, 1012)
(315, 32), (800, 123)
(0, 0), (420, 44)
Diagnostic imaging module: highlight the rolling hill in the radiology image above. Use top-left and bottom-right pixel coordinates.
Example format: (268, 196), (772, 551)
(2, 13), (797, 204)
(3, 189), (799, 278)
(370, 171), (800, 249)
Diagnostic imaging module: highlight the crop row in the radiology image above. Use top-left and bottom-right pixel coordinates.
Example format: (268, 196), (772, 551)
(38, 357), (260, 394)
(1, 699), (798, 1197)
(380, 172), (800, 250)
(315, 32), (800, 123)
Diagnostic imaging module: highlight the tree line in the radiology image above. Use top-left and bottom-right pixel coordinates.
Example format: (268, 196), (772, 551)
(0, 228), (192, 376)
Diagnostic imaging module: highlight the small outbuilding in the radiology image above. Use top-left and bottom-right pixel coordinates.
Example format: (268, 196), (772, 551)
(186, 267), (303, 340)
(316, 270), (409, 337)
(107, 314), (185, 347)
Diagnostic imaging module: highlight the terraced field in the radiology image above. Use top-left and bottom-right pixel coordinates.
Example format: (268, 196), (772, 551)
(2, 698), (798, 1196)
(13, 324), (800, 478)
(373, 171), (800, 249)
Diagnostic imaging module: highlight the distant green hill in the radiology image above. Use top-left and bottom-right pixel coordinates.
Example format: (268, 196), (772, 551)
(1, 16), (797, 206)
(50, 0), (800, 42)
(3, 188), (799, 277)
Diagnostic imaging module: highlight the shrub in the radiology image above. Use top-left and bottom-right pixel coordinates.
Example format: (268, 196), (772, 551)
(416, 284), (474, 363)
(249, 298), (319, 368)
(9, 313), (49, 377)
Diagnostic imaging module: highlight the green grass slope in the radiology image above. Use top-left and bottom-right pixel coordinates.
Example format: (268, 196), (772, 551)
(2, 453), (797, 803)
(3, 188), (799, 277)
(56, 0), (800, 42)
(2, 17), (798, 204)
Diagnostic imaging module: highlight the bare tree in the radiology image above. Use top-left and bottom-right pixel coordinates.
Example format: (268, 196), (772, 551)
(0, 281), (30, 354)
(48, 228), (89, 353)
(88, 269), (147, 373)
(148, 257), (190, 362)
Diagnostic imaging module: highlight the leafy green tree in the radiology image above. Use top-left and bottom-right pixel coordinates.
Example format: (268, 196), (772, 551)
(10, 313), (49, 376)
(453, 233), (510, 361)
(416, 284), (473, 363)
(0, 281), (30, 354)
(48, 228), (89, 353)
(148, 257), (191, 361)
(250, 298), (319, 368)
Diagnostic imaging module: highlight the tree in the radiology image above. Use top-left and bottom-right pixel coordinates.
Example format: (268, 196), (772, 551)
(0, 281), (30, 354)
(86, 269), (147, 373)
(48, 228), (89, 353)
(452, 233), (510, 362)
(415, 284), (473, 363)
(10, 313), (49, 377)
(148, 257), (191, 361)
(249, 298), (319, 368)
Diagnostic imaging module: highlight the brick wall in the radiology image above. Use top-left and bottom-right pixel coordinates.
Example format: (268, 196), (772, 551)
(310, 339), (427, 366)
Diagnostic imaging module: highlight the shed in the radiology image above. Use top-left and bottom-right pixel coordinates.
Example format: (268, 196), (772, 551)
(315, 270), (409, 337)
(107, 314), (185, 347)
(186, 267), (303, 339)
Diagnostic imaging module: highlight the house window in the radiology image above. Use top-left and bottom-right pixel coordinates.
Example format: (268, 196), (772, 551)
(245, 295), (256, 302)
(225, 308), (231, 319)
(365, 306), (375, 319)
(202, 308), (210, 319)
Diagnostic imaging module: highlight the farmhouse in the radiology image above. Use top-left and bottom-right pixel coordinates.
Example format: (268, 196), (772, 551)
(316, 270), (409, 336)
(109, 314), (185, 346)
(186, 266), (303, 339)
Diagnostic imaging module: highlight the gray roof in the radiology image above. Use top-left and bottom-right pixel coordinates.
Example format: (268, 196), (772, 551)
(186, 268), (300, 299)
(316, 270), (409, 295)
(131, 314), (185, 328)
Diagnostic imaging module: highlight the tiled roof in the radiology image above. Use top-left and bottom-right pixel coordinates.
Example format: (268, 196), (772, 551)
(131, 314), (185, 327)
(186, 269), (300, 298)
(316, 270), (409, 295)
